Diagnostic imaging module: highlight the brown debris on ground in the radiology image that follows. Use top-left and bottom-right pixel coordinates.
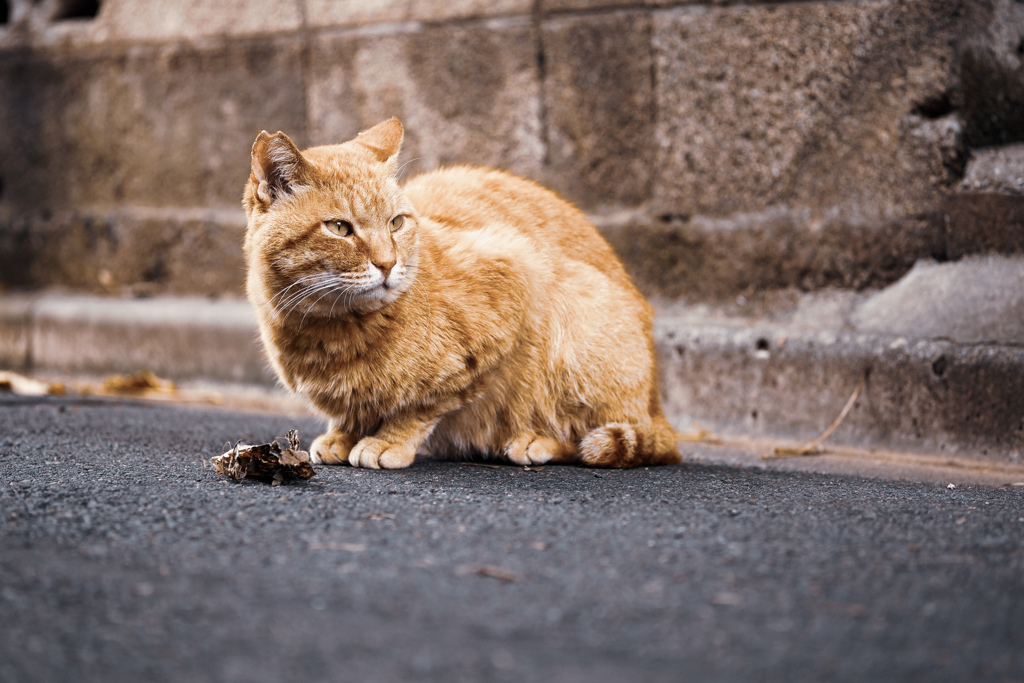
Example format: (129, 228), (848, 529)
(0, 370), (66, 396)
(89, 370), (223, 405)
(211, 429), (316, 485)
(100, 370), (177, 397)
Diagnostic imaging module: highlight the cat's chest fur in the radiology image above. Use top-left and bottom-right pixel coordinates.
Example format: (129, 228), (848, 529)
(258, 230), (526, 434)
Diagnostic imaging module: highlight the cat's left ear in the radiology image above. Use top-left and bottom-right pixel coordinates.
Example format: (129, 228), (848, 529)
(250, 130), (308, 208)
(354, 117), (404, 174)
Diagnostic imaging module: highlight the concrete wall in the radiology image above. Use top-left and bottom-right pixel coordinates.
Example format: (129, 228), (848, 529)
(1, 0), (1022, 299)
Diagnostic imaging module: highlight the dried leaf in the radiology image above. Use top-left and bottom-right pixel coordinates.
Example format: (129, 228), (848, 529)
(279, 449), (306, 466)
(211, 431), (316, 485)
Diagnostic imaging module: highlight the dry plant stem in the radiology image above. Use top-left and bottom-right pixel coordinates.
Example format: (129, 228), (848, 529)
(474, 566), (518, 582)
(766, 374), (866, 459)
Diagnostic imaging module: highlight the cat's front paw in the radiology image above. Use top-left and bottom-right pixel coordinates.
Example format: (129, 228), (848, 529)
(310, 432), (358, 465)
(505, 434), (575, 466)
(349, 437), (416, 469)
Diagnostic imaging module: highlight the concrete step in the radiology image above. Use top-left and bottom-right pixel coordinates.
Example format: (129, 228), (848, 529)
(2, 254), (1022, 464)
(656, 253), (1024, 463)
(0, 294), (272, 385)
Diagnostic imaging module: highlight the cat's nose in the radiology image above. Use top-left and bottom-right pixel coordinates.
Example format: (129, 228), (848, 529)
(373, 258), (396, 279)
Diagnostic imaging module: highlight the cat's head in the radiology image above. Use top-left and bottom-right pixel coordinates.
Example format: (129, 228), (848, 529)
(243, 118), (417, 318)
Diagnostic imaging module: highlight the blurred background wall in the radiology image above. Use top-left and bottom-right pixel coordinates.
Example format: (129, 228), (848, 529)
(0, 0), (1022, 302)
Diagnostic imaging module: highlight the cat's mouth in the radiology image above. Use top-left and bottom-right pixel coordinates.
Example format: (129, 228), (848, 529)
(366, 275), (402, 298)
(345, 270), (407, 308)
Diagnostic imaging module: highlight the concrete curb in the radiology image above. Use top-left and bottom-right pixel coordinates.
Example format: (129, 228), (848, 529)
(0, 294), (273, 385)
(2, 285), (1022, 464)
(656, 316), (1024, 464)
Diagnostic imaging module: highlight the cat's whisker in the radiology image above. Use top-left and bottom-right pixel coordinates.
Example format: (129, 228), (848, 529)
(396, 157), (422, 181)
(266, 272), (324, 302)
(284, 280), (339, 313)
(278, 279), (340, 318)
(328, 286), (350, 319)
(302, 282), (358, 327)
(261, 274), (327, 313)
(278, 273), (340, 306)
(273, 283), (326, 317)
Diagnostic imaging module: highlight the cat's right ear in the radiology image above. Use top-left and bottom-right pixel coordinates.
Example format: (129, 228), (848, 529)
(250, 131), (307, 209)
(354, 118), (404, 174)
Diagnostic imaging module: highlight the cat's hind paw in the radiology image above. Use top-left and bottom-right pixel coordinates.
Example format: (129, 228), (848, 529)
(579, 422), (682, 468)
(349, 437), (416, 469)
(310, 432), (358, 465)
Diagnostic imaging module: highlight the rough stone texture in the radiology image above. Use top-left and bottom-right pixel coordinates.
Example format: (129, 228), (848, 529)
(943, 192), (1024, 259)
(308, 19), (544, 180)
(543, 0), (645, 11)
(0, 34), (302, 294)
(304, 0), (409, 29)
(958, 0), (1024, 150)
(961, 143), (1024, 195)
(541, 0), (724, 11)
(0, 295), (33, 370)
(0, 0), (534, 47)
(852, 255), (1024, 344)
(0, 209), (247, 296)
(0, 0), (302, 46)
(599, 210), (944, 301)
(651, 1), (971, 219)
(31, 295), (272, 383)
(98, 0), (302, 42)
(0, 38), (306, 212)
(541, 11), (654, 209)
(306, 0), (531, 27)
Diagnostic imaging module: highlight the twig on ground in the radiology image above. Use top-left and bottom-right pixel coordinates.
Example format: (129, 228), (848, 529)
(463, 565), (518, 582)
(765, 374), (866, 459)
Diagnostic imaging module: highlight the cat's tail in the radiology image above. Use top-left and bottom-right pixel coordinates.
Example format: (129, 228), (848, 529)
(578, 419), (682, 468)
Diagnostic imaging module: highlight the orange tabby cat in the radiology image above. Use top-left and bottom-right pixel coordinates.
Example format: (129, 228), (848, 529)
(243, 118), (681, 469)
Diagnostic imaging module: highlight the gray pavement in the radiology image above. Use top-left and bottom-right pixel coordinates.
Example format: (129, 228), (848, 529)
(1, 395), (1022, 682)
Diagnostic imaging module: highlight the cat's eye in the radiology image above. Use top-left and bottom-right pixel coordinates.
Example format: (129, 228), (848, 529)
(390, 215), (405, 232)
(323, 220), (353, 237)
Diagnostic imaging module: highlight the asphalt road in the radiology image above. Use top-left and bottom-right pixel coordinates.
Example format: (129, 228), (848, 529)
(1, 395), (1022, 682)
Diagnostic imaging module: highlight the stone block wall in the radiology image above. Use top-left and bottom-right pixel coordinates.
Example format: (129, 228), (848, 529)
(0, 0), (1022, 300)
